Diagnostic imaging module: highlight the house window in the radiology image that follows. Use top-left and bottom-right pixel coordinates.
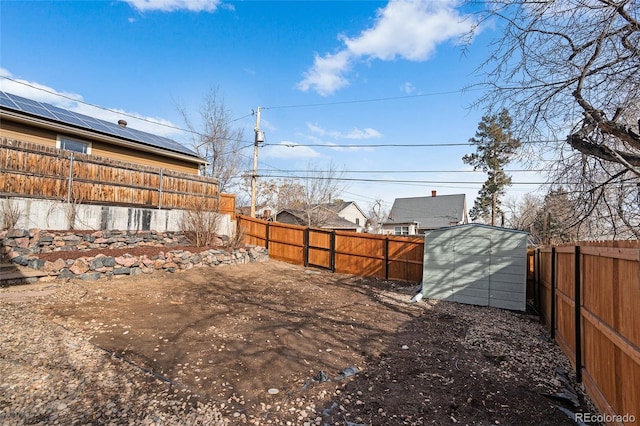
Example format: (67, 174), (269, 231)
(58, 137), (91, 154)
(394, 226), (409, 236)
(355, 218), (360, 226)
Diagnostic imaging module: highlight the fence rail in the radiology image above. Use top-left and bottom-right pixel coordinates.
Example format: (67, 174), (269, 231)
(0, 138), (234, 215)
(530, 241), (639, 425)
(238, 215), (424, 282)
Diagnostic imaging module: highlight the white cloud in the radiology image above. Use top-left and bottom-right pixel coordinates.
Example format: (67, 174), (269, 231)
(261, 142), (322, 159)
(0, 68), (82, 107)
(124, 0), (222, 12)
(306, 122), (329, 136)
(0, 68), (183, 138)
(322, 142), (374, 153)
(124, 0), (221, 12)
(297, 50), (352, 96)
(400, 81), (415, 94)
(298, 0), (475, 96)
(259, 118), (277, 132)
(344, 127), (382, 140)
(343, 1), (472, 61)
(306, 122), (382, 140)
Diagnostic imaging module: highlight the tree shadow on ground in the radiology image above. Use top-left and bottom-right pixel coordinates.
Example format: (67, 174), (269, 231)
(45, 261), (592, 425)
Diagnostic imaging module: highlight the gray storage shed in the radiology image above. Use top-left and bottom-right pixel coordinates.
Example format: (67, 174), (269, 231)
(421, 224), (528, 311)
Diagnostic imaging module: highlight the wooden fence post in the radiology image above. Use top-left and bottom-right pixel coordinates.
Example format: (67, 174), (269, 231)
(536, 248), (541, 315)
(574, 245), (582, 383)
(304, 228), (309, 267)
(384, 236), (389, 280)
(158, 169), (163, 209)
(551, 246), (556, 339)
(330, 231), (336, 272)
(66, 152), (74, 203)
(265, 222), (270, 250)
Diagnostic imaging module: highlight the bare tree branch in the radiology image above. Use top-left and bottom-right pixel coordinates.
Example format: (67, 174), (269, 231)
(177, 86), (246, 193)
(469, 0), (640, 238)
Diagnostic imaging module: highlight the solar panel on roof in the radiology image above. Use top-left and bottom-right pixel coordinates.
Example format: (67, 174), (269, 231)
(51, 111), (89, 127)
(80, 115), (104, 125)
(14, 102), (58, 120)
(48, 108), (94, 128)
(9, 95), (40, 107)
(0, 91), (199, 158)
(0, 92), (17, 107)
(0, 97), (16, 110)
(43, 103), (77, 116)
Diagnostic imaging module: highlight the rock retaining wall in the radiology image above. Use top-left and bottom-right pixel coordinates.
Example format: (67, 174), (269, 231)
(1, 229), (268, 281)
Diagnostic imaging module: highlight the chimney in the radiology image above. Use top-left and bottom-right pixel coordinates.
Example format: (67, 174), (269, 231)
(118, 119), (127, 128)
(431, 190), (437, 197)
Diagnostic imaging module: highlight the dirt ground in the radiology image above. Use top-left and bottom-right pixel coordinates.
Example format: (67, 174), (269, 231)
(4, 260), (595, 425)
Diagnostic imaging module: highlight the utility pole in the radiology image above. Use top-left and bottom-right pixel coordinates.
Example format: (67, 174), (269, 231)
(250, 107), (263, 218)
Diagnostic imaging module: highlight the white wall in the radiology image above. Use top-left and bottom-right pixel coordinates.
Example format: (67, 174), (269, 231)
(0, 197), (234, 235)
(338, 203), (367, 231)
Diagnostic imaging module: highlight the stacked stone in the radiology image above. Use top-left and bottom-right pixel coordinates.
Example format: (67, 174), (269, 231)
(1, 229), (191, 255)
(1, 229), (268, 281)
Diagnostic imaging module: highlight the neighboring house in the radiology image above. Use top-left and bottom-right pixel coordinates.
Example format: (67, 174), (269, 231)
(275, 208), (360, 232)
(0, 91), (206, 174)
(318, 201), (368, 232)
(236, 205), (276, 220)
(382, 191), (468, 236)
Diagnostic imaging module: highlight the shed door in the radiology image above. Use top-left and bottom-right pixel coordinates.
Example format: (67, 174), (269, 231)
(452, 235), (491, 306)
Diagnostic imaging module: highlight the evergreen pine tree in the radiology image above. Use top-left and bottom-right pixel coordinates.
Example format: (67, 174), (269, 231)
(463, 109), (521, 225)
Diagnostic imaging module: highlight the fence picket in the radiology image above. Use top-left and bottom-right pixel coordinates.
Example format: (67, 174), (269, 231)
(0, 138), (235, 215)
(238, 215), (423, 282)
(531, 242), (639, 424)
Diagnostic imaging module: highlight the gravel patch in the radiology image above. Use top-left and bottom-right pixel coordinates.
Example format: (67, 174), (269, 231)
(0, 282), (228, 426)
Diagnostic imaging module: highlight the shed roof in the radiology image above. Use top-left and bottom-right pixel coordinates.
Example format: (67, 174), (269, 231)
(0, 91), (202, 161)
(386, 194), (467, 228)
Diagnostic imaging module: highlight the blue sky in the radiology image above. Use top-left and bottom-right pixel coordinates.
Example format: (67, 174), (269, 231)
(0, 0), (548, 214)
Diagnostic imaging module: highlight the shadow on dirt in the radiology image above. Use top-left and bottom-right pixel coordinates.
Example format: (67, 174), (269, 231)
(45, 261), (594, 425)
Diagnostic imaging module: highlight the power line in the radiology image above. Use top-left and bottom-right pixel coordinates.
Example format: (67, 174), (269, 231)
(2, 76), (196, 133)
(230, 112), (254, 123)
(265, 139), (560, 148)
(263, 87), (483, 110)
(340, 189), (393, 205)
(258, 168), (551, 174)
(246, 173), (638, 193)
(253, 174), (550, 185)
(2, 77), (565, 152)
(1, 76), (256, 143)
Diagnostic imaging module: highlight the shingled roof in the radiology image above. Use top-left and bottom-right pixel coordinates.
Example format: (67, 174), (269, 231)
(275, 208), (359, 230)
(386, 194), (468, 229)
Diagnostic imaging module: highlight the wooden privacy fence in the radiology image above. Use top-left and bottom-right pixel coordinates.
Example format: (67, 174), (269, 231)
(238, 215), (424, 282)
(531, 241), (639, 424)
(0, 138), (234, 215)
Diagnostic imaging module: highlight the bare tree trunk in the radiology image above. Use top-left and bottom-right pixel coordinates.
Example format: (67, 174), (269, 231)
(491, 174), (497, 226)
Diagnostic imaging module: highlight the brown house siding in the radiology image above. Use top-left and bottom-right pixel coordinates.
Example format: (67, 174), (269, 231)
(0, 119), (55, 147)
(0, 118), (200, 175)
